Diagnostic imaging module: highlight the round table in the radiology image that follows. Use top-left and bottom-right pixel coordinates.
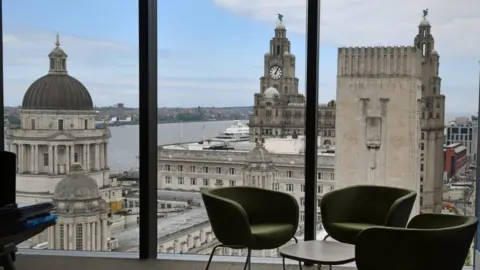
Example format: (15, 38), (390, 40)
(279, 240), (355, 270)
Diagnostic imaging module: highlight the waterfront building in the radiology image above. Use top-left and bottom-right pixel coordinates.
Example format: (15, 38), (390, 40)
(415, 15), (446, 213)
(335, 44), (422, 215)
(48, 164), (111, 251)
(335, 15), (445, 214)
(157, 136), (335, 224)
(248, 21), (336, 144)
(4, 35), (123, 212)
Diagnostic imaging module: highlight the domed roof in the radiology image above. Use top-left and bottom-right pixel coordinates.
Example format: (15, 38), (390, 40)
(264, 87), (279, 98)
(275, 23), (286, 30)
(21, 34), (94, 111)
(22, 75), (93, 110)
(247, 143), (272, 163)
(419, 18), (430, 27)
(53, 163), (101, 201)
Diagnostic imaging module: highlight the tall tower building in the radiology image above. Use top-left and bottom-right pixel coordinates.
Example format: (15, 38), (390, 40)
(248, 20), (337, 145)
(335, 46), (423, 215)
(414, 14), (445, 213)
(249, 21), (306, 143)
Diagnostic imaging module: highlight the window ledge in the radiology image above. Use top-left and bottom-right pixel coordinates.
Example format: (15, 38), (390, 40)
(16, 249), (357, 270)
(15, 249), (476, 270)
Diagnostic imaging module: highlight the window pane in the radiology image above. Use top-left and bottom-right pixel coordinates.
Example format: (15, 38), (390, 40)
(155, 1), (321, 258)
(4, 0), (137, 253)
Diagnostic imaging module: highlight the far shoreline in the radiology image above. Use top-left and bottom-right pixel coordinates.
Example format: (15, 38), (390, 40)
(106, 119), (248, 127)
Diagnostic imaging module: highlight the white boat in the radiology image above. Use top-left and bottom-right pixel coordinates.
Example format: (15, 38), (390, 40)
(211, 121), (249, 142)
(198, 121), (250, 149)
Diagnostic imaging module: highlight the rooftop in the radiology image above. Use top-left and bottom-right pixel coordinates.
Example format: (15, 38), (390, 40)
(160, 136), (335, 156)
(112, 207), (209, 252)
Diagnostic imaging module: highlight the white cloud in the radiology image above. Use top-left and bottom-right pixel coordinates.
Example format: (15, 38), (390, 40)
(3, 26), (258, 107)
(211, 0), (480, 57)
(212, 0), (480, 114)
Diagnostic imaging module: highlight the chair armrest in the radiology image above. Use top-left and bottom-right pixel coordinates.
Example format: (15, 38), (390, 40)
(407, 213), (478, 229)
(202, 193), (253, 246)
(385, 191), (416, 227)
(243, 188), (299, 230)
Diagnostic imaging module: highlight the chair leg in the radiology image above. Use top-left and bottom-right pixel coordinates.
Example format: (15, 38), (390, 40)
(244, 248), (251, 270)
(205, 244), (223, 270)
(292, 237), (302, 270)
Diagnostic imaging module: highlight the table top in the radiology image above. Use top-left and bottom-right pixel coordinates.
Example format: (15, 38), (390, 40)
(279, 240), (355, 265)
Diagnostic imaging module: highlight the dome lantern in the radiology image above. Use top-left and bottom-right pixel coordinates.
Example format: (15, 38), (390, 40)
(21, 34), (94, 110)
(49, 34), (68, 75)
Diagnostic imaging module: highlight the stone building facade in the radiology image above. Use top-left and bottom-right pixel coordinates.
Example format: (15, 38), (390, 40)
(334, 15), (445, 214)
(335, 45), (423, 215)
(4, 35), (123, 212)
(248, 21), (336, 145)
(157, 138), (336, 224)
(414, 17), (445, 213)
(48, 164), (111, 251)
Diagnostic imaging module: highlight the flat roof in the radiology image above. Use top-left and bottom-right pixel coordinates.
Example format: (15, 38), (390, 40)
(455, 146), (467, 153)
(112, 207), (209, 252)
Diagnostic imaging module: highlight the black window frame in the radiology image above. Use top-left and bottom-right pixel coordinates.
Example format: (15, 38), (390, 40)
(0, 0), (322, 262)
(303, 0), (321, 254)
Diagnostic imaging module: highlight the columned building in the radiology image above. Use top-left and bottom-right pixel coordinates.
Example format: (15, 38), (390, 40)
(48, 164), (110, 251)
(4, 35), (122, 212)
(414, 16), (446, 213)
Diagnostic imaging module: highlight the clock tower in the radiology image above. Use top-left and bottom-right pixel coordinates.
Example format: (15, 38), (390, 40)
(249, 21), (306, 143)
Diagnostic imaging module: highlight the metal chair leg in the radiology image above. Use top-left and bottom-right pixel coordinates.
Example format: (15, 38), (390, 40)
(292, 237), (302, 270)
(244, 248), (251, 270)
(205, 244), (223, 270)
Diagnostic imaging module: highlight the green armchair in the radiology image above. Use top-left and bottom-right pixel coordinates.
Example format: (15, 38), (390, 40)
(356, 214), (478, 270)
(201, 186), (299, 270)
(320, 185), (416, 244)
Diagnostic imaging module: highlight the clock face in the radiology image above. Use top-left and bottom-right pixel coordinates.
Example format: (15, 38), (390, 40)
(269, 65), (283, 80)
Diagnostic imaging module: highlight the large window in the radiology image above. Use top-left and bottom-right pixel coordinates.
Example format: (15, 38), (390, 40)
(4, 0), (138, 253)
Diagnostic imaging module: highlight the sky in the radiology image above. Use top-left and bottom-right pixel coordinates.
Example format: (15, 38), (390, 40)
(3, 0), (480, 116)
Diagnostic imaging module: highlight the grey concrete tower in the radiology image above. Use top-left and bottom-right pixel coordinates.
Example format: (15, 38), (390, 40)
(414, 14), (446, 213)
(249, 21), (306, 142)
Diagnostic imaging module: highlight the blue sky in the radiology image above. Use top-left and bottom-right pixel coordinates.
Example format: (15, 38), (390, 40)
(3, 0), (479, 117)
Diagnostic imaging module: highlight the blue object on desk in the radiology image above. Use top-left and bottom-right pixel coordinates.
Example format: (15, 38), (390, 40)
(24, 215), (57, 229)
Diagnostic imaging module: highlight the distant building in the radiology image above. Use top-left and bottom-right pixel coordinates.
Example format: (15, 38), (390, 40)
(4, 35), (123, 212)
(445, 117), (477, 163)
(248, 21), (336, 145)
(443, 143), (468, 179)
(117, 103), (125, 120)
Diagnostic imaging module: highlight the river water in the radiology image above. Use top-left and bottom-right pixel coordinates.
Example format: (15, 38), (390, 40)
(108, 120), (246, 172)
